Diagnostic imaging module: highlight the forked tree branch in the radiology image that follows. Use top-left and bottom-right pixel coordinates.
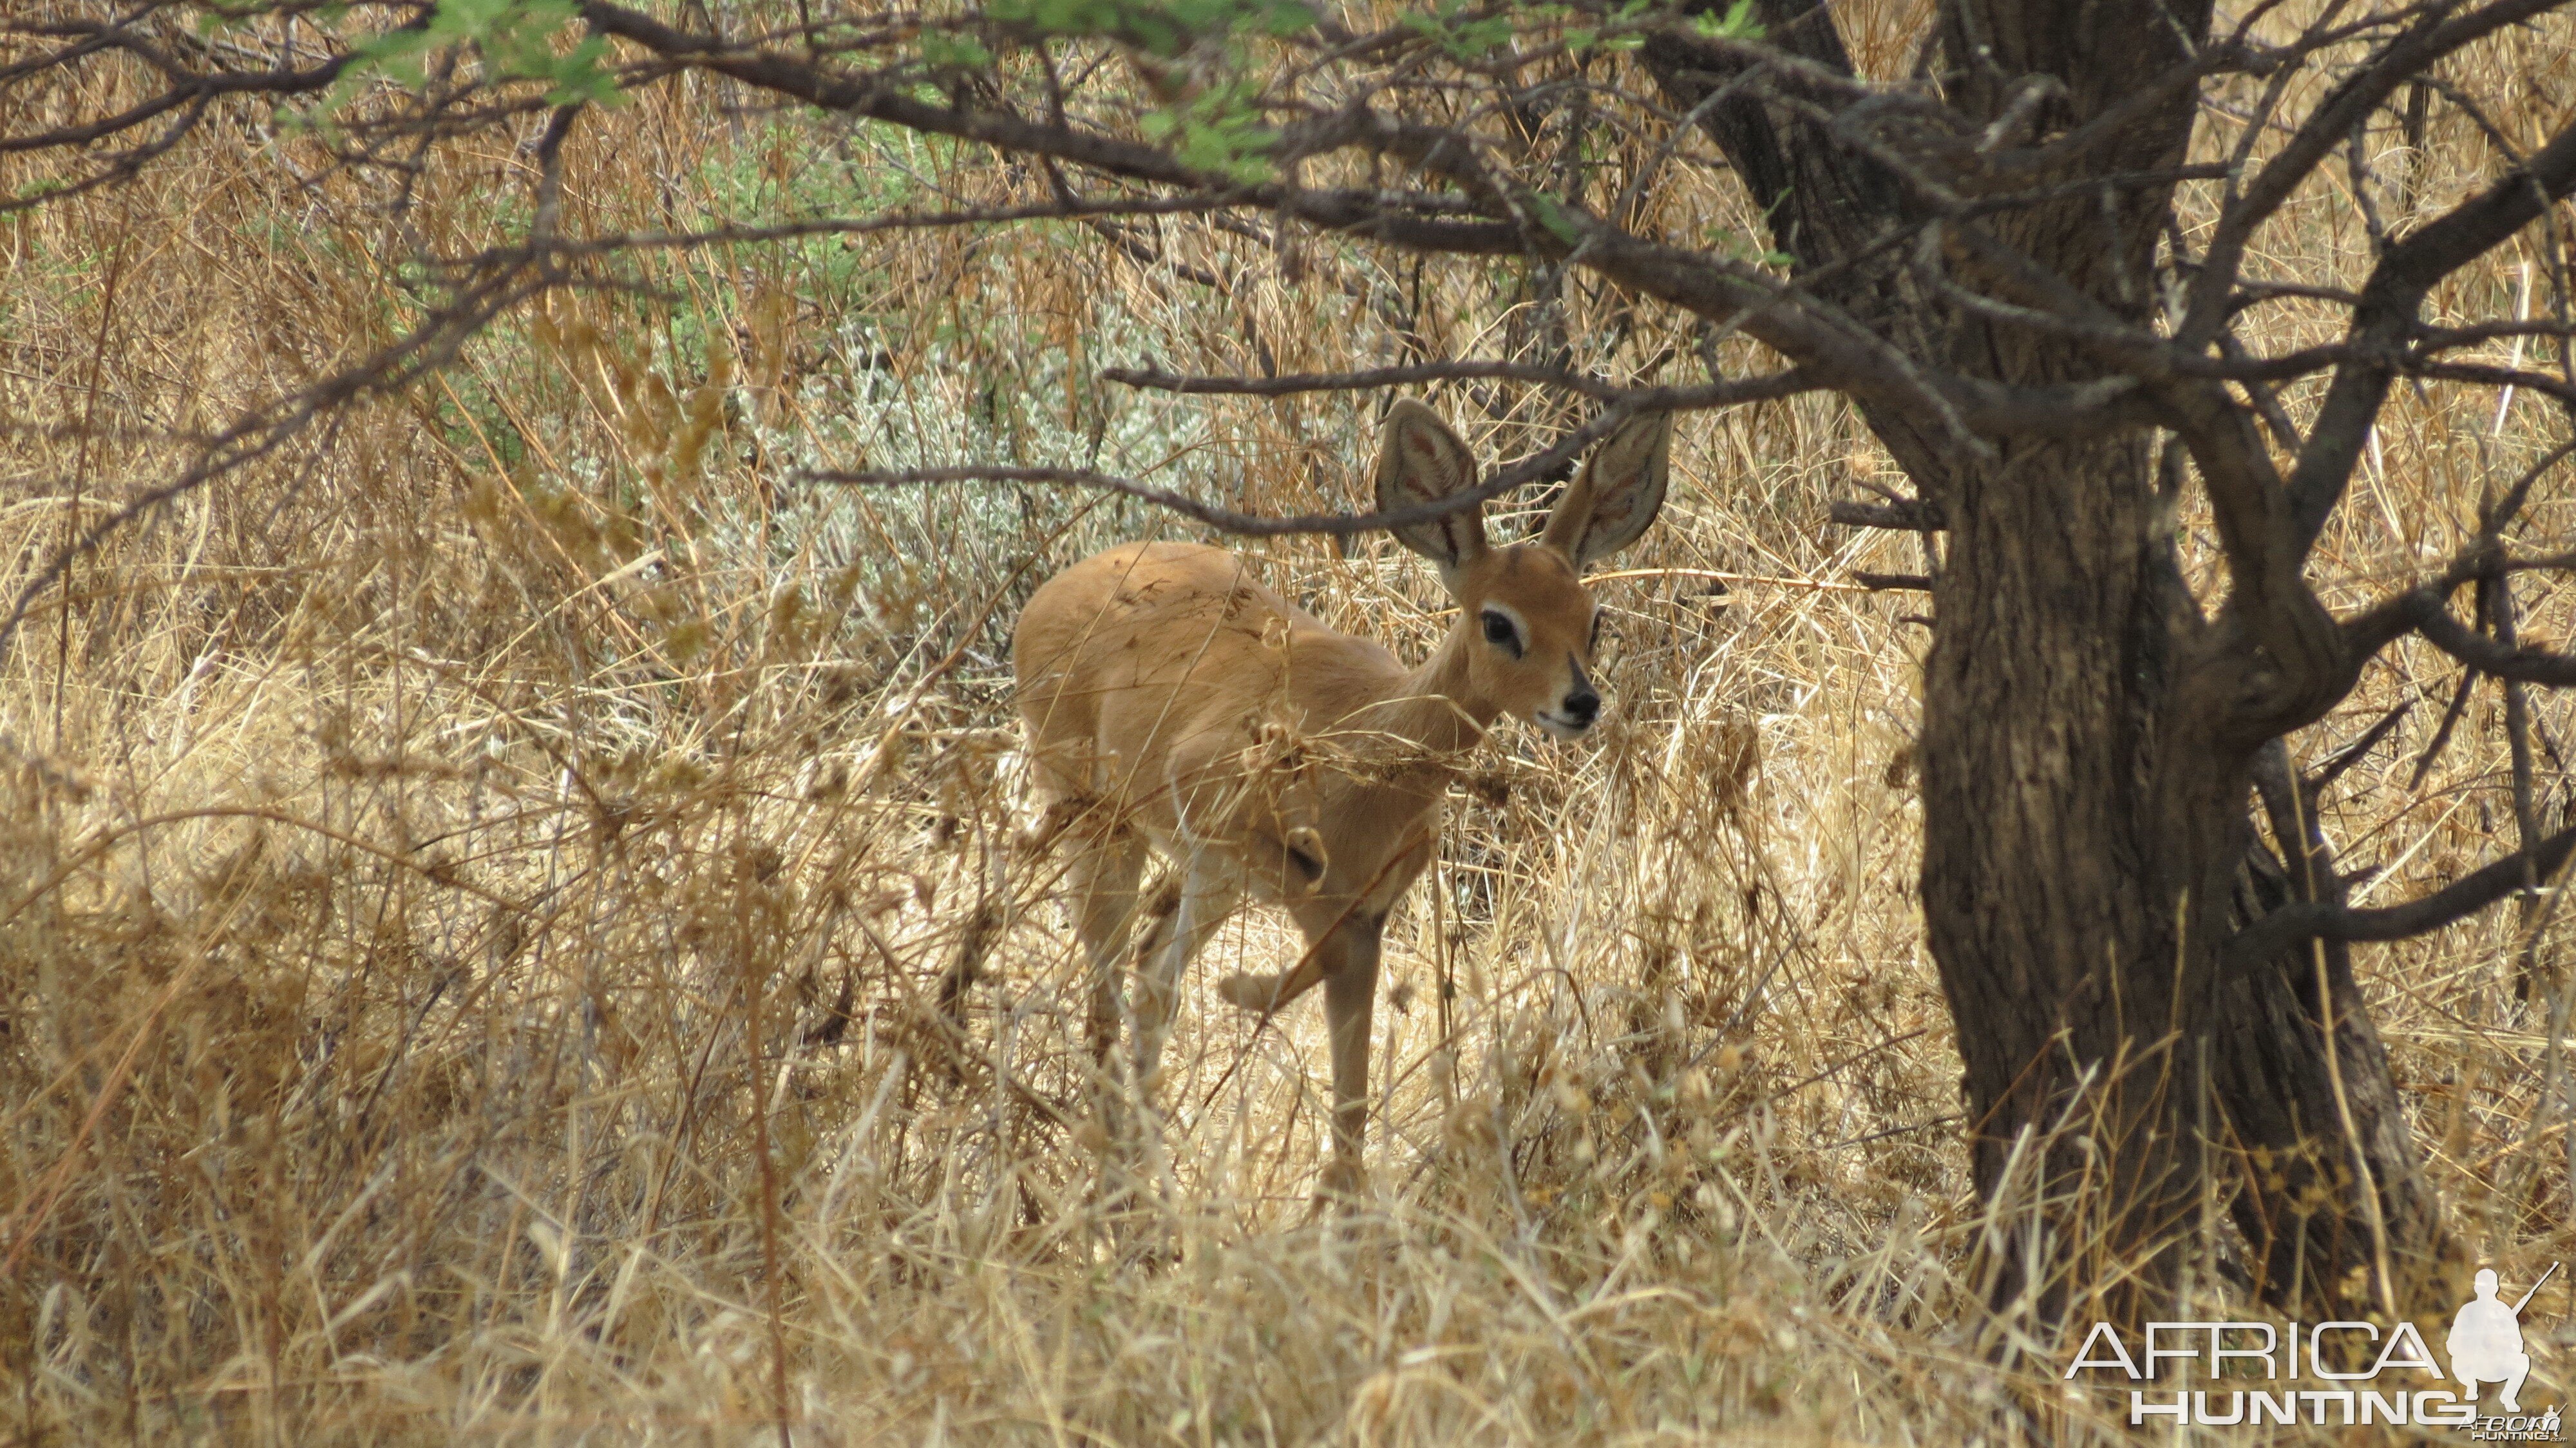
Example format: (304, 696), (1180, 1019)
(0, 50), (350, 155)
(2340, 439), (2576, 668)
(2177, 0), (2571, 350)
(2286, 115), (2576, 553)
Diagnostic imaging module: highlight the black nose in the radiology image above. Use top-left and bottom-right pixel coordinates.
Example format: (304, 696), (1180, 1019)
(1564, 690), (1600, 726)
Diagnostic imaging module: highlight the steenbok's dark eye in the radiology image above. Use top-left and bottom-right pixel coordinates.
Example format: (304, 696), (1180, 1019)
(1481, 609), (1522, 656)
(1588, 611), (1606, 652)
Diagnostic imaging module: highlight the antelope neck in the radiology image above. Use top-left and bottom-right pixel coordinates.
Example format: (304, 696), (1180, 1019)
(1362, 615), (1500, 765)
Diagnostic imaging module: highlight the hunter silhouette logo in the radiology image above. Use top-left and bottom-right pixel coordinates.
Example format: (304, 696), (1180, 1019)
(2062, 1263), (2562, 1433)
(2452, 1265), (2551, 1414)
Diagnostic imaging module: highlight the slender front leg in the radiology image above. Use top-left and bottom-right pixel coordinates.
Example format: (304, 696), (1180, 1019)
(1317, 915), (1383, 1201)
(1216, 831), (1432, 1020)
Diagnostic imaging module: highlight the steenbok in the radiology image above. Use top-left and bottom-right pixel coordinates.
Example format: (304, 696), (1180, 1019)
(1010, 399), (1671, 1199)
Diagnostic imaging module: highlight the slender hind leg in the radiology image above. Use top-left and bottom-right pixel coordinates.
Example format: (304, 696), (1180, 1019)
(1096, 857), (1235, 1257)
(1050, 815), (1164, 1232)
(1065, 825), (1148, 1073)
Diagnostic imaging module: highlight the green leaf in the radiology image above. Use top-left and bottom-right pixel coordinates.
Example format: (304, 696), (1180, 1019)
(1526, 191), (1582, 245)
(1693, 0), (1765, 41)
(331, 0), (627, 112)
(918, 32), (993, 68)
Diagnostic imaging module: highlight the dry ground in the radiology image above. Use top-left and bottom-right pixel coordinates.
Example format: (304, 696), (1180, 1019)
(3, 3), (2575, 1442)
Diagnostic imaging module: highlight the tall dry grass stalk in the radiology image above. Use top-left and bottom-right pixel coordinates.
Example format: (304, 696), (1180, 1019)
(1, 1), (2571, 1441)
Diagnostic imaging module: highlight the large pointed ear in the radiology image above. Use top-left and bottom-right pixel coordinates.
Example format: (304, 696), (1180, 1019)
(1539, 412), (1671, 568)
(1374, 399), (1485, 584)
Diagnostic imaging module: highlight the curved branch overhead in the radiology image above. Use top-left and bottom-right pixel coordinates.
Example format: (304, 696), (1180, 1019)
(13, 1), (2564, 479)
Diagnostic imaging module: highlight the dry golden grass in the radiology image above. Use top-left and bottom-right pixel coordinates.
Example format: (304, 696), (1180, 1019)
(2, 5), (2573, 1442)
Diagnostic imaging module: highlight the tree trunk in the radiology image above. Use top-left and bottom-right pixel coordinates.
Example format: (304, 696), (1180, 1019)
(2211, 752), (2458, 1319)
(1649, 0), (2454, 1333)
(1911, 428), (2253, 1329)
(2210, 915), (2454, 1319)
(1917, 443), (2457, 1336)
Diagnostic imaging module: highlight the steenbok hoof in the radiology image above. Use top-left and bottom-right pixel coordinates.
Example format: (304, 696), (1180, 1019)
(1216, 972), (1282, 1012)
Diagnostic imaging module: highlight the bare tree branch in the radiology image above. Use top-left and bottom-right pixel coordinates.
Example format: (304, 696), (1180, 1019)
(2177, 0), (2570, 352)
(2341, 438), (2576, 667)
(0, 266), (548, 671)
(2413, 606), (2576, 685)
(1099, 360), (1813, 403)
(807, 392), (1697, 537)
(1830, 498), (1948, 531)
(2222, 821), (2576, 977)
